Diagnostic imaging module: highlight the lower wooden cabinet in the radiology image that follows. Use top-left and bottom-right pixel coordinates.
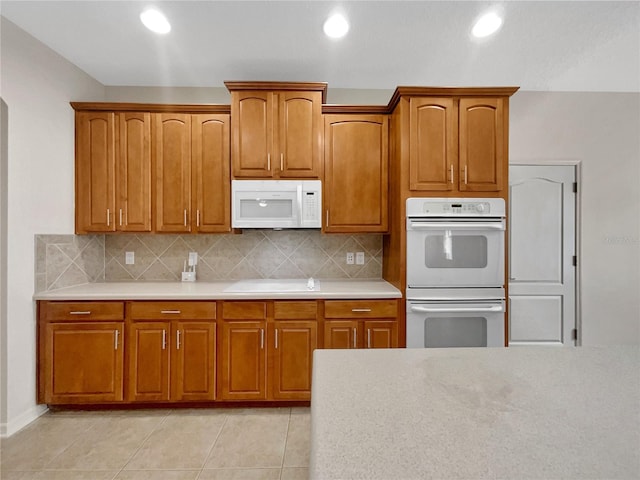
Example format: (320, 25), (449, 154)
(323, 300), (398, 349)
(218, 301), (318, 401)
(127, 302), (217, 402)
(38, 301), (125, 404)
(37, 298), (396, 405)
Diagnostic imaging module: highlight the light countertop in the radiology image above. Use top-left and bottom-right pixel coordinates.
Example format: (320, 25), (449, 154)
(310, 346), (640, 479)
(33, 279), (402, 301)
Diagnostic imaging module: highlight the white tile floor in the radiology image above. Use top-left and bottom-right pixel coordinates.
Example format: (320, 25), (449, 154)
(0, 407), (309, 480)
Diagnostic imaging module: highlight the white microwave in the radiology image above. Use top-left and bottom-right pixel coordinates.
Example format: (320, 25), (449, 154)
(231, 180), (322, 229)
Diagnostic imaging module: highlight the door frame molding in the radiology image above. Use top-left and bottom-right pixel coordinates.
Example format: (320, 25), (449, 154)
(510, 159), (582, 345)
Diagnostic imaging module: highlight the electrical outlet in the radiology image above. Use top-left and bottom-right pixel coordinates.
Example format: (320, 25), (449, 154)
(346, 252), (354, 265)
(188, 252), (198, 266)
(356, 252), (365, 265)
(125, 251), (135, 265)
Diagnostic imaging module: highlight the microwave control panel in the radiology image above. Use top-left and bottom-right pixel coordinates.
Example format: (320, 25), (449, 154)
(302, 190), (320, 223)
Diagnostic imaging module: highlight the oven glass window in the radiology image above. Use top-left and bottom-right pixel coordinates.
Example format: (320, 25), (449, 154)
(425, 317), (487, 348)
(425, 235), (487, 268)
(240, 199), (293, 218)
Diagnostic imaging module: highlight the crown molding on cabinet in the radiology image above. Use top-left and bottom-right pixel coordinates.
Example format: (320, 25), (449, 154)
(224, 81), (329, 103)
(70, 102), (231, 114)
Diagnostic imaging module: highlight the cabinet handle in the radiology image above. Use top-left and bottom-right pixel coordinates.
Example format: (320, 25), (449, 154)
(450, 164), (454, 184)
(353, 328), (357, 348)
(114, 329), (119, 350)
(162, 329), (166, 350)
(351, 308), (372, 313)
(260, 328), (264, 349)
(326, 210), (329, 227)
(367, 328), (371, 348)
(464, 166), (468, 184)
(196, 209), (200, 227)
(267, 153), (271, 171)
(176, 330), (181, 350)
(160, 310), (181, 314)
(69, 311), (91, 315)
(275, 328), (278, 349)
(106, 209), (110, 226)
(119, 208), (123, 226)
(280, 153), (284, 171)
(184, 209), (188, 226)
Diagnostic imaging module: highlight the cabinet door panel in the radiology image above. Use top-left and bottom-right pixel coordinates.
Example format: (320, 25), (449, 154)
(219, 321), (266, 400)
(153, 113), (191, 232)
(173, 322), (216, 401)
(324, 115), (388, 232)
(323, 321), (358, 349)
(75, 111), (115, 233)
(128, 322), (170, 402)
(232, 92), (272, 177)
(364, 321), (398, 348)
(192, 114), (231, 232)
(278, 92), (321, 178)
(271, 322), (317, 399)
(44, 322), (123, 403)
(459, 98), (504, 192)
(118, 112), (151, 231)
(409, 98), (456, 191)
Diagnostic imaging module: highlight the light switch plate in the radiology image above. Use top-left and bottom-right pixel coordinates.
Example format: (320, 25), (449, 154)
(188, 252), (198, 266)
(125, 251), (134, 265)
(356, 252), (365, 265)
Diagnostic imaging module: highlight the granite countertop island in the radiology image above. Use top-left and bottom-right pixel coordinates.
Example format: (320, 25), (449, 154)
(310, 346), (640, 479)
(33, 278), (401, 300)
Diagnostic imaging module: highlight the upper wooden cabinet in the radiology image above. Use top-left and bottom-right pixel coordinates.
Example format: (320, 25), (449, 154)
(226, 82), (326, 179)
(153, 112), (231, 233)
(393, 88), (518, 196)
(323, 114), (389, 233)
(409, 96), (507, 193)
(75, 111), (151, 233)
(73, 103), (231, 234)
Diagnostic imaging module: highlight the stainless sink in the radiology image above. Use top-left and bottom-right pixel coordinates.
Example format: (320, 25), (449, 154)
(224, 278), (320, 293)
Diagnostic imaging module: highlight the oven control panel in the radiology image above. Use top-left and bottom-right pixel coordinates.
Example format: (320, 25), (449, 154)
(406, 198), (505, 217)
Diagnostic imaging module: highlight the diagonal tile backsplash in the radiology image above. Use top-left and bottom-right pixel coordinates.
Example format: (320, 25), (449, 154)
(35, 231), (383, 292)
(104, 230), (383, 282)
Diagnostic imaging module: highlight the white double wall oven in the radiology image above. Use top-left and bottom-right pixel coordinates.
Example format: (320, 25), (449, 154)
(405, 198), (507, 348)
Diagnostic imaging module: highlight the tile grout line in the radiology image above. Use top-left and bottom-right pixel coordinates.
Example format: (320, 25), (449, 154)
(196, 410), (231, 478)
(114, 410), (172, 476)
(279, 407), (293, 480)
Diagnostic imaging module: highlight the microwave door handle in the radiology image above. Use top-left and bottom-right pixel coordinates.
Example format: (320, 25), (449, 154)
(297, 185), (303, 226)
(410, 305), (504, 313)
(408, 221), (505, 230)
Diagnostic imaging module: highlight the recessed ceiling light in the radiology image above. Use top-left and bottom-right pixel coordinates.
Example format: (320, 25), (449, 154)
(140, 8), (171, 34)
(472, 12), (503, 38)
(323, 13), (349, 39)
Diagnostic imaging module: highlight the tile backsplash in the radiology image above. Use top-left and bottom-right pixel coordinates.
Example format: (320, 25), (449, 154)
(36, 231), (383, 292)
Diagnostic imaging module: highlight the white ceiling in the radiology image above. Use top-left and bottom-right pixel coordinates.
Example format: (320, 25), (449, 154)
(1, 1), (639, 92)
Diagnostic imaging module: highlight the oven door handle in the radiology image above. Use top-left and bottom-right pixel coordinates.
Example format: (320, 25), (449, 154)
(408, 221), (505, 230)
(410, 305), (504, 313)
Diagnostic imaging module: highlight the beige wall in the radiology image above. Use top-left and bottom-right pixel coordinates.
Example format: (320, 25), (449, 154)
(509, 92), (640, 345)
(0, 17), (105, 436)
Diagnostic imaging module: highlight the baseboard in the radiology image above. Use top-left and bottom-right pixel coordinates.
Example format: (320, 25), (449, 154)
(0, 404), (48, 438)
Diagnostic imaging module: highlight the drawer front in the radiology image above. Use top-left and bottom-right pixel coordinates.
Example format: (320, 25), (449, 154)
(129, 301), (216, 320)
(222, 301), (267, 320)
(324, 300), (397, 319)
(274, 301), (317, 320)
(41, 301), (125, 321)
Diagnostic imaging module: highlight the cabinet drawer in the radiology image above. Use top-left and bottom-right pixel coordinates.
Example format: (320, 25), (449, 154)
(41, 301), (124, 321)
(129, 301), (216, 320)
(274, 301), (317, 320)
(324, 300), (397, 319)
(222, 301), (267, 320)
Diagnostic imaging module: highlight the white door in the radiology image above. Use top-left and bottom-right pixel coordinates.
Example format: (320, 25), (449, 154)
(509, 164), (577, 346)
